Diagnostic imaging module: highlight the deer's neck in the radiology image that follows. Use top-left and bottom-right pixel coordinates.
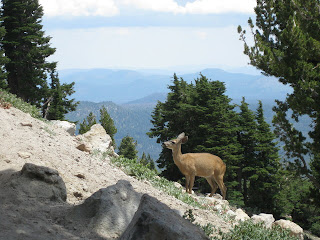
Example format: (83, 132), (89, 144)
(172, 144), (183, 163)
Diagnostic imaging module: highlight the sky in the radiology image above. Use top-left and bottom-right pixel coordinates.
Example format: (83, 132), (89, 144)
(39, 0), (258, 73)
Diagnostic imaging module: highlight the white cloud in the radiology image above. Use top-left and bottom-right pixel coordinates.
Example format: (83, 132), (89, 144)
(120, 0), (185, 14)
(39, 0), (256, 17)
(120, 0), (256, 14)
(184, 0), (256, 14)
(39, 0), (119, 17)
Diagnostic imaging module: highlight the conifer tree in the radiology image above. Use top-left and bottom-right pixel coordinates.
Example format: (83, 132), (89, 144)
(148, 74), (243, 204)
(1, 0), (77, 118)
(249, 100), (281, 214)
(139, 152), (156, 170)
(1, 0), (55, 103)
(118, 136), (138, 160)
(238, 0), (320, 231)
(79, 112), (97, 135)
(99, 105), (117, 146)
(237, 97), (258, 205)
(148, 73), (190, 181)
(43, 70), (78, 120)
(238, 0), (320, 192)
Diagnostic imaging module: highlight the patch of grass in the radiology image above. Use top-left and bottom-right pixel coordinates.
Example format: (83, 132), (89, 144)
(111, 156), (203, 208)
(213, 220), (299, 240)
(0, 89), (41, 118)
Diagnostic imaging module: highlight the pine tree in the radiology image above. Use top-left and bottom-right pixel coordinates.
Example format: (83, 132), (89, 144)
(238, 0), (320, 231)
(79, 112), (97, 135)
(148, 73), (190, 181)
(99, 105), (117, 146)
(140, 152), (156, 170)
(43, 70), (78, 120)
(1, 0), (77, 118)
(118, 136), (138, 160)
(237, 97), (258, 205)
(248, 100), (281, 214)
(148, 74), (243, 204)
(1, 0), (55, 104)
(238, 0), (320, 192)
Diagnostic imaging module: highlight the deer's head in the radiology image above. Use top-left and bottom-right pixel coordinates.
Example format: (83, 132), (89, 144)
(163, 132), (188, 150)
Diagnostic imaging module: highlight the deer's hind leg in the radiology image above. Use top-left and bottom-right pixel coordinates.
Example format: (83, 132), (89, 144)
(213, 175), (227, 200)
(206, 177), (218, 197)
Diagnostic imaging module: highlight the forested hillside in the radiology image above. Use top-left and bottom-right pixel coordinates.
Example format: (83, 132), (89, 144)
(65, 101), (161, 159)
(65, 97), (311, 163)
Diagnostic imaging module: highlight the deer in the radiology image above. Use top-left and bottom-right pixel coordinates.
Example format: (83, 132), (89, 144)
(163, 132), (227, 199)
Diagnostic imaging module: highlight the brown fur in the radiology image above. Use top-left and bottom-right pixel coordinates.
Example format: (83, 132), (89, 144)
(163, 133), (227, 199)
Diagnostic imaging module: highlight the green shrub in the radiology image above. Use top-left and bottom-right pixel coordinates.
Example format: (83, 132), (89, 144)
(215, 220), (299, 240)
(0, 89), (41, 118)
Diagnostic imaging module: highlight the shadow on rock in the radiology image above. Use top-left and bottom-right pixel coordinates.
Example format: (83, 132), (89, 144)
(120, 194), (209, 240)
(0, 163), (209, 240)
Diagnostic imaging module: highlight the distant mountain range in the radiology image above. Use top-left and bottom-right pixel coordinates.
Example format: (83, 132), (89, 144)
(60, 68), (292, 104)
(62, 67), (301, 162)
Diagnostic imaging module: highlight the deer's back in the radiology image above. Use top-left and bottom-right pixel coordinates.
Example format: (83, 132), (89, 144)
(181, 153), (226, 177)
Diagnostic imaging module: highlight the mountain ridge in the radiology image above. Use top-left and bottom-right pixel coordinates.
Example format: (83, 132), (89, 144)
(60, 67), (292, 104)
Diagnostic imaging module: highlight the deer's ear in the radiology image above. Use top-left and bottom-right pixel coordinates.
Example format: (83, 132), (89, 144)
(181, 136), (188, 144)
(177, 132), (185, 139)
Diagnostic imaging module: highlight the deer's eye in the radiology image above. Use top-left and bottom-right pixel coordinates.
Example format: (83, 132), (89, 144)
(171, 141), (175, 144)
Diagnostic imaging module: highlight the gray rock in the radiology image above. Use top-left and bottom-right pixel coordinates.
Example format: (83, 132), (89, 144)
(16, 163), (67, 202)
(68, 180), (141, 238)
(120, 194), (209, 240)
(273, 219), (304, 240)
(76, 124), (116, 155)
(51, 120), (76, 136)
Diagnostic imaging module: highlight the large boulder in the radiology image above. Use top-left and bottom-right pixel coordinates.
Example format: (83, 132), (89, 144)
(67, 180), (141, 238)
(76, 124), (116, 155)
(273, 219), (304, 240)
(234, 208), (250, 222)
(251, 213), (275, 229)
(51, 120), (76, 136)
(120, 194), (209, 240)
(11, 163), (67, 202)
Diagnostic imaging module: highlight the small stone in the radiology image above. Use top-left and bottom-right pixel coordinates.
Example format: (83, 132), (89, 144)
(20, 122), (33, 127)
(75, 173), (85, 179)
(73, 192), (83, 198)
(18, 151), (31, 159)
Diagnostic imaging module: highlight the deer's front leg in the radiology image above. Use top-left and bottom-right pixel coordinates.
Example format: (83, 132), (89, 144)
(185, 175), (190, 193)
(189, 174), (195, 194)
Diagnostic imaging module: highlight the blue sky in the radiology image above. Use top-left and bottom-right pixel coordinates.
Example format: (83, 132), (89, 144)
(40, 0), (257, 73)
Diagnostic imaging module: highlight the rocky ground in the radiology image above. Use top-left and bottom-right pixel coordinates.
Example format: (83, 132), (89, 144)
(0, 106), (232, 239)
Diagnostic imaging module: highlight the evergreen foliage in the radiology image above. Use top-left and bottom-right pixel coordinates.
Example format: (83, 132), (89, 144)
(99, 105), (117, 146)
(238, 0), (320, 234)
(118, 135), (138, 160)
(0, 0), (77, 119)
(139, 152), (156, 171)
(79, 112), (97, 135)
(0, 20), (8, 89)
(148, 74), (244, 205)
(247, 100), (281, 215)
(149, 74), (282, 210)
(237, 97), (258, 206)
(238, 0), (320, 192)
(43, 70), (78, 120)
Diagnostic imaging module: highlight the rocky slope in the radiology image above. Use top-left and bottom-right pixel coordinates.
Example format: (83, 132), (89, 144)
(0, 105), (310, 240)
(0, 106), (232, 239)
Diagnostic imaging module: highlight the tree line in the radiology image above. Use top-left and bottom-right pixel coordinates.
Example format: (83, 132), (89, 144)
(148, 74), (281, 211)
(0, 0), (77, 120)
